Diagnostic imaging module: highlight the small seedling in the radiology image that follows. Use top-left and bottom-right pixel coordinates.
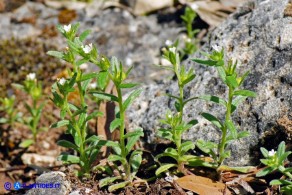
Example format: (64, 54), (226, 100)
(164, 6), (199, 60)
(155, 46), (199, 176)
(257, 141), (292, 194)
(192, 45), (256, 170)
(0, 95), (22, 127)
(12, 73), (45, 147)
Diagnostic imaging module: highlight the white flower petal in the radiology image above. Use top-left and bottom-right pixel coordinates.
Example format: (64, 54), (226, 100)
(64, 24), (71, 32)
(58, 78), (66, 85)
(268, 149), (276, 157)
(82, 43), (93, 54)
(26, 73), (36, 80)
(212, 44), (222, 52)
(165, 40), (173, 46)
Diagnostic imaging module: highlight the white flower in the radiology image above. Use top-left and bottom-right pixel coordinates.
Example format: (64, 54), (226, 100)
(101, 57), (105, 61)
(212, 44), (222, 52)
(88, 82), (97, 89)
(268, 149), (276, 157)
(165, 40), (173, 46)
(63, 24), (71, 32)
(58, 78), (66, 85)
(82, 43), (93, 54)
(79, 63), (88, 70)
(190, 3), (199, 11)
(26, 73), (36, 80)
(169, 47), (176, 53)
(125, 57), (133, 66)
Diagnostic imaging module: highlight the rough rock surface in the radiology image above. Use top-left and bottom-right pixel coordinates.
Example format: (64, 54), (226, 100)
(0, 1), (183, 84)
(127, 0), (292, 166)
(25, 171), (71, 195)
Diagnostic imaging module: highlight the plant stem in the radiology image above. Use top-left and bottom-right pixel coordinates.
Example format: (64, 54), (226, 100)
(218, 86), (233, 166)
(116, 85), (131, 180)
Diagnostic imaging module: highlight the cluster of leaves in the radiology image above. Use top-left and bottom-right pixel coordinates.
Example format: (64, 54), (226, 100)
(48, 23), (144, 191)
(257, 141), (292, 194)
(155, 46), (199, 175)
(12, 73), (46, 147)
(0, 95), (22, 126)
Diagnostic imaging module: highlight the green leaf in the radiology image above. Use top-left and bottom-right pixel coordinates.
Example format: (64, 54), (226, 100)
(57, 140), (79, 151)
(47, 51), (64, 59)
(108, 181), (130, 192)
(198, 95), (226, 106)
(201, 112), (223, 130)
(174, 101), (180, 112)
(108, 154), (127, 165)
(156, 147), (178, 161)
(196, 139), (217, 158)
(192, 58), (217, 66)
(226, 75), (238, 88)
(182, 73), (196, 86)
(19, 139), (34, 148)
(76, 59), (88, 66)
(109, 118), (122, 132)
(80, 72), (98, 82)
(216, 66), (226, 83)
(225, 120), (237, 139)
(97, 71), (108, 90)
(103, 140), (121, 155)
(129, 150), (143, 173)
(231, 95), (247, 113)
(157, 129), (173, 142)
(86, 111), (103, 122)
(277, 141), (286, 158)
(233, 90), (256, 98)
(124, 130), (144, 139)
(270, 179), (292, 186)
(90, 91), (118, 102)
(79, 29), (91, 42)
(237, 131), (250, 139)
(180, 141), (195, 155)
(126, 128), (143, 152)
(256, 166), (276, 177)
(50, 120), (70, 128)
(188, 119), (198, 126)
(279, 151), (292, 165)
(99, 176), (120, 188)
(119, 83), (139, 88)
(58, 154), (80, 164)
(122, 89), (142, 111)
(155, 164), (177, 175)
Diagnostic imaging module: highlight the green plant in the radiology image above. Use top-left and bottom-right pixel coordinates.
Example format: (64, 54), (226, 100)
(48, 24), (144, 187)
(155, 46), (199, 176)
(91, 56), (144, 192)
(192, 45), (256, 169)
(165, 6), (199, 60)
(257, 141), (292, 194)
(12, 73), (45, 147)
(0, 95), (22, 126)
(48, 23), (110, 177)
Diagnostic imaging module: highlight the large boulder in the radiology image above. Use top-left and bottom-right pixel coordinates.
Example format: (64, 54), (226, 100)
(127, 0), (292, 166)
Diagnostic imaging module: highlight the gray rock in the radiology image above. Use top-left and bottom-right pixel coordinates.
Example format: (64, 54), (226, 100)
(26, 171), (71, 195)
(127, 0), (292, 166)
